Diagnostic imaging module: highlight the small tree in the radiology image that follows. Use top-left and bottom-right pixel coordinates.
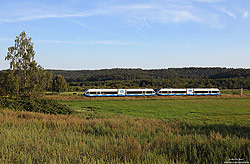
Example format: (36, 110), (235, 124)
(52, 74), (68, 93)
(45, 72), (53, 91)
(5, 31), (46, 98)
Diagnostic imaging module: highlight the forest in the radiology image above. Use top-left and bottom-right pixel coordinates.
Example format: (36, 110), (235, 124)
(48, 68), (250, 91)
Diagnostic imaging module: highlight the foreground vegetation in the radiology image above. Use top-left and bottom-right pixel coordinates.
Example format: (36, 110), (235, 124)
(0, 97), (249, 163)
(0, 107), (249, 164)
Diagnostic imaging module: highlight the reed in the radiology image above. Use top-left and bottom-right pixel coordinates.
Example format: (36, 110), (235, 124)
(0, 108), (249, 163)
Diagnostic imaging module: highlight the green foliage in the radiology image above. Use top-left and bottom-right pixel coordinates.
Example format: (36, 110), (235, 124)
(49, 68), (250, 82)
(0, 107), (249, 163)
(47, 68), (250, 90)
(45, 71), (53, 91)
(52, 74), (68, 93)
(66, 78), (250, 91)
(0, 98), (72, 115)
(4, 31), (47, 98)
(0, 70), (18, 96)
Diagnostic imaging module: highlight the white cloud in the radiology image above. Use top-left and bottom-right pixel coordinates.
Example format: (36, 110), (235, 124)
(220, 8), (237, 19)
(243, 11), (249, 18)
(0, 2), (202, 27)
(100, 3), (201, 24)
(1, 10), (105, 23)
(1, 1), (195, 22)
(0, 0), (246, 28)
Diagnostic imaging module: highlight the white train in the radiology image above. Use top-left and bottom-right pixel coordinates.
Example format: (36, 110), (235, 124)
(156, 88), (220, 96)
(84, 88), (156, 97)
(84, 88), (220, 97)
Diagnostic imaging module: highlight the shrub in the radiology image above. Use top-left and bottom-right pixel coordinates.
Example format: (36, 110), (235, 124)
(0, 97), (72, 115)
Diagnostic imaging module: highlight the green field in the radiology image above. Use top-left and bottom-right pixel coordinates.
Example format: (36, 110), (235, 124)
(1, 97), (250, 163)
(63, 97), (250, 125)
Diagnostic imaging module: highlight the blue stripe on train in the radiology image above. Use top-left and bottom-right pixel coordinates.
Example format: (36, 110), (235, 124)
(157, 94), (186, 96)
(126, 94), (155, 96)
(193, 93), (220, 96)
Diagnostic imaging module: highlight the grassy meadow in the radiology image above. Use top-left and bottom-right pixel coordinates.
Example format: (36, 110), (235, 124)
(0, 96), (250, 163)
(63, 97), (250, 125)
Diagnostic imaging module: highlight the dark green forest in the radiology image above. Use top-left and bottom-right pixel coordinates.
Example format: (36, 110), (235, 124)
(2, 67), (250, 93)
(48, 67), (250, 91)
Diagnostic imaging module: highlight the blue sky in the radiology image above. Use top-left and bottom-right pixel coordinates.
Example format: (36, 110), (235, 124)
(0, 0), (250, 70)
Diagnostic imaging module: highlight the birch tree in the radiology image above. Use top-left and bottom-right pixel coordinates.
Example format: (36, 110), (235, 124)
(5, 31), (46, 98)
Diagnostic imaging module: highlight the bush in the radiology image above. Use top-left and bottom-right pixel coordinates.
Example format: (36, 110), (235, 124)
(0, 98), (72, 115)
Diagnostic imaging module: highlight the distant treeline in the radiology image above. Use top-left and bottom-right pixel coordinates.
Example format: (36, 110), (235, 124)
(48, 68), (250, 90)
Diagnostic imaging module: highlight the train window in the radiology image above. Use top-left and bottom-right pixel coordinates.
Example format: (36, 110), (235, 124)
(102, 91), (118, 94)
(127, 91), (143, 94)
(146, 91), (154, 94)
(161, 91), (171, 94)
(89, 92), (97, 94)
(194, 91), (209, 93)
(172, 91), (186, 93)
(211, 91), (220, 93)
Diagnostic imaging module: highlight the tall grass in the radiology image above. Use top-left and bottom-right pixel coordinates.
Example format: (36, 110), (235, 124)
(0, 109), (249, 163)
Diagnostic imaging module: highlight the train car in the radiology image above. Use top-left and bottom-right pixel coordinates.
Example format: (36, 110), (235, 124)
(125, 89), (155, 96)
(156, 88), (220, 96)
(193, 88), (220, 96)
(84, 89), (120, 97)
(156, 88), (187, 96)
(84, 88), (156, 97)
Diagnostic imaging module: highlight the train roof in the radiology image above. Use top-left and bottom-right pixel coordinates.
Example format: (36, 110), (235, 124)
(85, 89), (118, 92)
(126, 88), (155, 91)
(85, 88), (155, 92)
(193, 88), (220, 91)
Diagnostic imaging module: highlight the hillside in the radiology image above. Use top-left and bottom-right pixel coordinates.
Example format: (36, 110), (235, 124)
(49, 67), (250, 82)
(2, 67), (250, 90)
(48, 68), (250, 89)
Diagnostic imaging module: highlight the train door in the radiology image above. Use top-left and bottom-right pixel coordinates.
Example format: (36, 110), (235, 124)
(118, 89), (126, 96)
(186, 89), (194, 95)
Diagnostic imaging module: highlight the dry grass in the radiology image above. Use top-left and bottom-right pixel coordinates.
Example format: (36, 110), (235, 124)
(0, 109), (249, 163)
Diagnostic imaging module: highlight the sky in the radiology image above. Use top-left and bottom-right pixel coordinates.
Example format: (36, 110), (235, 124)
(0, 0), (250, 70)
